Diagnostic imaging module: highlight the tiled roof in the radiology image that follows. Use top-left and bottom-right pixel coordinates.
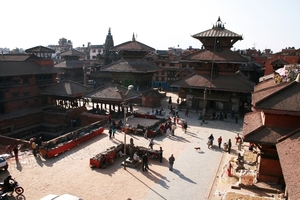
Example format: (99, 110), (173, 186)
(170, 71), (255, 92)
(192, 27), (242, 38)
(41, 80), (91, 97)
(58, 49), (85, 56)
(271, 59), (288, 65)
(253, 81), (300, 112)
(0, 61), (62, 77)
(25, 45), (55, 53)
(142, 89), (163, 98)
(100, 59), (161, 73)
(242, 112), (263, 137)
(252, 78), (290, 105)
(276, 129), (300, 200)
(83, 84), (142, 103)
(181, 49), (248, 63)
(110, 41), (155, 52)
(176, 67), (195, 77)
(243, 125), (293, 144)
(0, 54), (33, 61)
(54, 60), (84, 69)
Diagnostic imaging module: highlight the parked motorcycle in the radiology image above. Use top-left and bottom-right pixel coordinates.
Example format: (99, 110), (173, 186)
(0, 192), (8, 200)
(0, 178), (24, 195)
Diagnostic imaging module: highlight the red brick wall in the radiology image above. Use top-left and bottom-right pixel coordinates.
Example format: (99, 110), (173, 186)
(264, 113), (300, 129)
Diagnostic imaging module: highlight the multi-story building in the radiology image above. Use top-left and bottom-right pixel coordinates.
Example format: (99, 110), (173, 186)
(0, 46), (62, 138)
(171, 17), (256, 114)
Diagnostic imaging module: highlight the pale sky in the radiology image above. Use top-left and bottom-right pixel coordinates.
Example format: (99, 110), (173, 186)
(1, 0), (299, 53)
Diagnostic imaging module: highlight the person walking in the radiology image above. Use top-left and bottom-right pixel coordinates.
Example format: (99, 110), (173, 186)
(166, 127), (171, 137)
(185, 108), (189, 117)
(218, 136), (222, 148)
(142, 153), (148, 172)
(228, 139), (232, 154)
(159, 147), (163, 163)
(149, 139), (154, 149)
(169, 154), (175, 171)
(183, 122), (188, 133)
(108, 127), (112, 139)
(6, 145), (13, 157)
(13, 143), (19, 161)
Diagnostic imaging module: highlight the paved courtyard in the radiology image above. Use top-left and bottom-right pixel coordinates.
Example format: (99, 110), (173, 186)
(1, 92), (245, 200)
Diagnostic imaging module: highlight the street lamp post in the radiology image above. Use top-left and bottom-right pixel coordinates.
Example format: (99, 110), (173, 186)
(202, 88), (207, 125)
(119, 85), (134, 169)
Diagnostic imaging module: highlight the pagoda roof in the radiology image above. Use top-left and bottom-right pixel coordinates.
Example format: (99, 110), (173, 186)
(0, 61), (62, 77)
(192, 17), (242, 39)
(83, 84), (142, 103)
(181, 49), (248, 63)
(100, 59), (161, 73)
(25, 45), (55, 53)
(110, 34), (155, 52)
(41, 80), (91, 98)
(170, 71), (255, 93)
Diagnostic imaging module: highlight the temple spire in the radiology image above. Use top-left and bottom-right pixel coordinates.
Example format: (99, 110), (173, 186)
(213, 16), (225, 29)
(132, 33), (136, 41)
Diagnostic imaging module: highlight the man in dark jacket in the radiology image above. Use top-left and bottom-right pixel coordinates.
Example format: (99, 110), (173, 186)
(168, 154), (175, 171)
(142, 153), (148, 172)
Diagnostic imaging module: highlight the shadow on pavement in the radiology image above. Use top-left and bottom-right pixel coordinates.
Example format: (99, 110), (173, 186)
(173, 169), (197, 184)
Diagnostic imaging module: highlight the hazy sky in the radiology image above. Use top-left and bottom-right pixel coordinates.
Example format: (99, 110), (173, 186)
(1, 0), (299, 53)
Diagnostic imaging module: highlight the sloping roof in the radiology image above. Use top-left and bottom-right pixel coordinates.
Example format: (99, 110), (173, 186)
(58, 49), (85, 56)
(25, 45), (55, 53)
(41, 80), (91, 97)
(83, 84), (141, 103)
(100, 59), (160, 73)
(54, 60), (84, 69)
(0, 54), (35, 61)
(253, 81), (300, 112)
(271, 59), (288, 65)
(170, 71), (255, 93)
(243, 111), (293, 144)
(0, 61), (62, 77)
(110, 40), (155, 52)
(176, 67), (195, 77)
(242, 112), (264, 136)
(192, 26), (242, 38)
(181, 49), (248, 63)
(244, 126), (293, 145)
(276, 129), (300, 200)
(142, 89), (163, 98)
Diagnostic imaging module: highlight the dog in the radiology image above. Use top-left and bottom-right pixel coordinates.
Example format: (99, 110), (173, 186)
(194, 147), (201, 151)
